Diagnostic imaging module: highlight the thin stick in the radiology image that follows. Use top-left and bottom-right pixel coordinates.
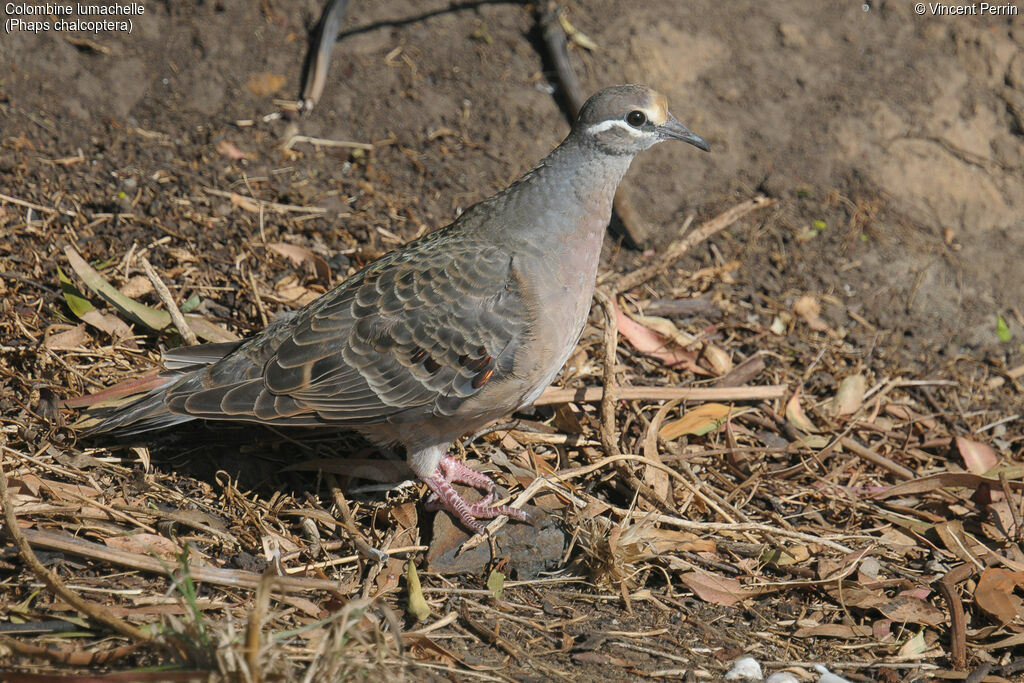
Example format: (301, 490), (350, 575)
(0, 633), (138, 667)
(202, 187), (327, 214)
(247, 264), (270, 328)
(283, 134), (374, 152)
(535, 384), (786, 406)
(593, 288), (619, 457)
(839, 436), (915, 480)
(614, 196), (775, 294)
(936, 564), (973, 670)
(140, 256), (199, 346)
(326, 473), (388, 563)
(0, 191), (75, 216)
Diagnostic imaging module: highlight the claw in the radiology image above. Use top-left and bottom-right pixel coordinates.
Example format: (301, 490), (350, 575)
(422, 455), (529, 533)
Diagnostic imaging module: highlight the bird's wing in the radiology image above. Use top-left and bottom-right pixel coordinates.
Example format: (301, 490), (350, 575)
(165, 229), (530, 426)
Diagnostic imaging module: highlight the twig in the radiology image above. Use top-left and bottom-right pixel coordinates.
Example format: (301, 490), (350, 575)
(283, 134), (374, 152)
(325, 473), (389, 564)
(517, 452), (862, 553)
(0, 633), (139, 667)
(999, 469), (1023, 543)
(0, 191), (75, 216)
(0, 447), (157, 643)
(535, 384), (786, 406)
(614, 196), (775, 294)
(202, 187), (327, 214)
(839, 436), (915, 480)
(140, 256), (199, 346)
(246, 264), (270, 328)
(936, 564), (973, 670)
(593, 288), (619, 457)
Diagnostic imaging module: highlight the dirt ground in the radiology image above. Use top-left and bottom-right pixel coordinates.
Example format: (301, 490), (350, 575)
(1, 1), (1023, 680)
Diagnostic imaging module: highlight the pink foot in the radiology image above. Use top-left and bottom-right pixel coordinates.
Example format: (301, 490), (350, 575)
(423, 455), (529, 533)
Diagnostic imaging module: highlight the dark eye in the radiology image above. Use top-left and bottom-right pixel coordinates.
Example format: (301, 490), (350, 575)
(626, 110), (647, 127)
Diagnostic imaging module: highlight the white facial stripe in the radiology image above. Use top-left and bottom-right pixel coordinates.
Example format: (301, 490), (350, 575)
(585, 119), (646, 137)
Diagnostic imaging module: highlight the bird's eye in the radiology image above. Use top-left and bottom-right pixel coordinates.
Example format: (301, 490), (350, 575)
(626, 110), (647, 127)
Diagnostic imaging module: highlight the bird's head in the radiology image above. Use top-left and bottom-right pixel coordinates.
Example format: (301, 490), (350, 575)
(574, 84), (709, 156)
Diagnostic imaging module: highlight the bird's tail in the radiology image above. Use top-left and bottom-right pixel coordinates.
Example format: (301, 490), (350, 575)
(75, 370), (200, 437)
(75, 340), (243, 437)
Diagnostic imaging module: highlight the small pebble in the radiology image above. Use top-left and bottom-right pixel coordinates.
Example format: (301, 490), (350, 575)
(725, 656), (763, 681)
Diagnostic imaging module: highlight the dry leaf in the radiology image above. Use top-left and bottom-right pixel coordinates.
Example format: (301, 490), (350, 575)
(761, 544), (811, 566)
(701, 343), (734, 375)
(229, 192), (260, 213)
(679, 572), (752, 606)
(642, 404), (671, 506)
(391, 501), (418, 530)
(44, 324), (89, 350)
(828, 585), (945, 626)
(246, 71), (286, 97)
(215, 139), (252, 161)
(615, 301), (701, 371)
(955, 436), (998, 474)
(274, 274), (321, 306)
(793, 294), (833, 334)
(104, 533), (180, 561)
(119, 275), (153, 298)
(629, 311), (697, 348)
(832, 374), (866, 416)
(975, 568), (1024, 625)
(934, 520), (981, 567)
(872, 472), (1021, 500)
(267, 242), (331, 285)
(38, 479), (102, 499)
(897, 630), (929, 657)
(885, 404), (938, 431)
(80, 309), (135, 345)
(660, 403), (732, 440)
(785, 388), (819, 433)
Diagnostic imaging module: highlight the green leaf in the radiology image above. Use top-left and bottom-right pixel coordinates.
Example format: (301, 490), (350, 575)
(57, 266), (96, 318)
(812, 219), (827, 231)
(180, 293), (201, 313)
(487, 569), (505, 601)
(406, 560), (431, 622)
(996, 315), (1011, 343)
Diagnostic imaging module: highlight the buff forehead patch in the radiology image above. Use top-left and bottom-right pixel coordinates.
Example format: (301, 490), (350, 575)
(647, 92), (669, 125)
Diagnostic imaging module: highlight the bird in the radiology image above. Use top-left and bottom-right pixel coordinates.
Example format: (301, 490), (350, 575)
(79, 84), (709, 533)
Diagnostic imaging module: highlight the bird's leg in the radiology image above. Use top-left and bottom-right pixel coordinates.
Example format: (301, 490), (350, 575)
(422, 455), (529, 533)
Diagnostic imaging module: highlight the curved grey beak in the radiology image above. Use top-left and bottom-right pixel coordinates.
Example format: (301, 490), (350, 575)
(658, 115), (710, 152)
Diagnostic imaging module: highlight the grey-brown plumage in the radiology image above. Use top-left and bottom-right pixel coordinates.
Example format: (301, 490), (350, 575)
(81, 84), (709, 532)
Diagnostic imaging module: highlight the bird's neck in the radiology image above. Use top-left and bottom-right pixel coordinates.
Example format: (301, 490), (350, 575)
(467, 137), (636, 246)
(516, 138), (635, 233)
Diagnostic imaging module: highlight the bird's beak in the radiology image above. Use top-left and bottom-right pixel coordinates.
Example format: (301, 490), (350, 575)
(658, 115), (710, 152)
